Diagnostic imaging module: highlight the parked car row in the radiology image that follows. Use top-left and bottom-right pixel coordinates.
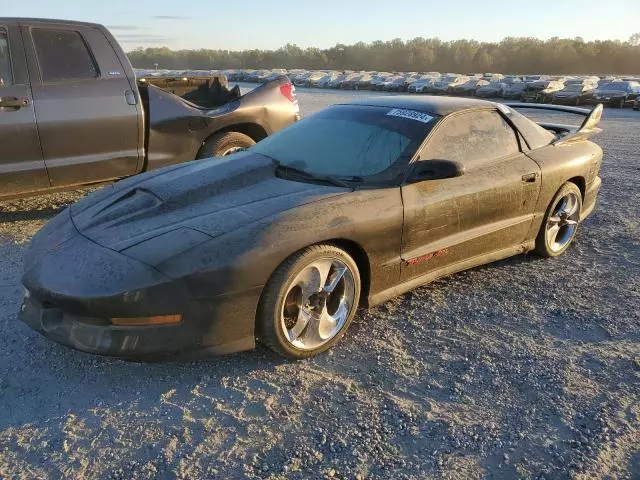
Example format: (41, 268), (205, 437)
(135, 68), (640, 108)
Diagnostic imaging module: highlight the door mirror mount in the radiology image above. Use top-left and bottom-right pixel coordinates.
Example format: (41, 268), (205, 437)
(408, 160), (465, 183)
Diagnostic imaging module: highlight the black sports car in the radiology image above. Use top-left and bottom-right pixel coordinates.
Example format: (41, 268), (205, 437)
(592, 81), (640, 108)
(552, 84), (596, 106)
(20, 97), (604, 360)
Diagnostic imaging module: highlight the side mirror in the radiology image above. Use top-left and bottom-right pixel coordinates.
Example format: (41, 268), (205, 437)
(408, 160), (465, 183)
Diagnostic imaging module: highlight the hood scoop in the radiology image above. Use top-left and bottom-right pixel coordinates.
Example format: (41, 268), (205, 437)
(70, 153), (344, 252)
(80, 188), (163, 232)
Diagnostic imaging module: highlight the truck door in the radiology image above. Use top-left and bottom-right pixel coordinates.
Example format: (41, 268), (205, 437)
(21, 22), (142, 187)
(0, 23), (49, 198)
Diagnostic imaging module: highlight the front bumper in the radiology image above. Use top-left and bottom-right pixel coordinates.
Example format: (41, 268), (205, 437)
(581, 176), (602, 221)
(19, 287), (258, 358)
(592, 96), (625, 106)
(552, 96), (581, 105)
(20, 211), (260, 358)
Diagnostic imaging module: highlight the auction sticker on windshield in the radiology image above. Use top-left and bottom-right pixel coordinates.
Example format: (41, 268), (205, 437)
(387, 108), (434, 124)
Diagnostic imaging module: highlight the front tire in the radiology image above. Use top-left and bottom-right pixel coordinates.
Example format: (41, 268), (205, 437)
(196, 131), (255, 159)
(257, 244), (361, 359)
(535, 182), (582, 257)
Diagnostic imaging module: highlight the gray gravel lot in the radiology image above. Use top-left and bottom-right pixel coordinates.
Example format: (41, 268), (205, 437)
(0, 90), (639, 480)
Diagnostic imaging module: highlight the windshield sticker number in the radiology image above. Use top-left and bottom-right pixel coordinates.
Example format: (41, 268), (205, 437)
(387, 108), (434, 124)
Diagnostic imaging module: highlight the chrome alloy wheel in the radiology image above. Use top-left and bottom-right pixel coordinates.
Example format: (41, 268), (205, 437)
(546, 192), (580, 253)
(280, 258), (356, 351)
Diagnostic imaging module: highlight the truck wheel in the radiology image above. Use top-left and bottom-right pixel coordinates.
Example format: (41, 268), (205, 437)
(197, 132), (255, 159)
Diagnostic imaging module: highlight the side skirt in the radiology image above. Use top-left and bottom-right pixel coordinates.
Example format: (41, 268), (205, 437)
(367, 241), (535, 307)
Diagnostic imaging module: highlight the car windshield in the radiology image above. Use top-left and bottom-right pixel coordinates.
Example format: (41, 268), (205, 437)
(251, 105), (437, 185)
(564, 84), (584, 91)
(601, 82), (629, 91)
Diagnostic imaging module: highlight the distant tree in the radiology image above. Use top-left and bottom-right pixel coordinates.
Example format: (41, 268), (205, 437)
(125, 35), (640, 75)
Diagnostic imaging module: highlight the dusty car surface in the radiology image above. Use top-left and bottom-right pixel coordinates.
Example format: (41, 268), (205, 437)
(0, 18), (299, 200)
(20, 97), (604, 360)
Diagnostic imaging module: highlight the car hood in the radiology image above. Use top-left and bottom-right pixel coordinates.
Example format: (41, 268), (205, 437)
(70, 153), (345, 252)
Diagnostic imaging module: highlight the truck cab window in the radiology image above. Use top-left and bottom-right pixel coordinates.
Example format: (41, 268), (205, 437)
(0, 28), (12, 87)
(31, 28), (98, 82)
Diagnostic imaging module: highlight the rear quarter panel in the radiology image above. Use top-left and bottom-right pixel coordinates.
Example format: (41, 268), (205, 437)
(525, 139), (603, 239)
(145, 78), (297, 170)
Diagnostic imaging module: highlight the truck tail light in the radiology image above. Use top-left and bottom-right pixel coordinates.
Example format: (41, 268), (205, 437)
(280, 83), (297, 103)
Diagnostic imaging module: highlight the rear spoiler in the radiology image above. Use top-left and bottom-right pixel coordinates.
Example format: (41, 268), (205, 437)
(504, 103), (603, 142)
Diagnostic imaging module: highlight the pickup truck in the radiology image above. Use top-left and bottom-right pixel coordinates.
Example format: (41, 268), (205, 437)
(0, 18), (300, 200)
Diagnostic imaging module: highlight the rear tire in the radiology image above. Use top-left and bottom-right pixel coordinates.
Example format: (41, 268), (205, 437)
(257, 244), (361, 359)
(196, 131), (255, 159)
(535, 182), (582, 258)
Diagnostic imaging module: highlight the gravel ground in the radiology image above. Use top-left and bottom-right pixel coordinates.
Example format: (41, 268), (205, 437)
(0, 90), (639, 480)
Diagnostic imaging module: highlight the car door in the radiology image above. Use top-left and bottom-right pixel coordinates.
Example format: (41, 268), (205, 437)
(400, 108), (541, 282)
(0, 22), (49, 198)
(21, 22), (141, 187)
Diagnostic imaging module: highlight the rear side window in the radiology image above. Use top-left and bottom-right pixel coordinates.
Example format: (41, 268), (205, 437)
(32, 28), (98, 82)
(504, 107), (556, 149)
(421, 110), (520, 167)
(0, 28), (12, 87)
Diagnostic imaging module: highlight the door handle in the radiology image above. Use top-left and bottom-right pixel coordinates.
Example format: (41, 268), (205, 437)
(522, 173), (537, 183)
(0, 97), (30, 109)
(124, 90), (137, 106)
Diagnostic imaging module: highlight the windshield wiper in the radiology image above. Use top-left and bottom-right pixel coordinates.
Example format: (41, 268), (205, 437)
(273, 161), (359, 189)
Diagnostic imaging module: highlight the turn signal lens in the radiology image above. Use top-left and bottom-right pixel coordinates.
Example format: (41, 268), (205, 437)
(110, 315), (182, 326)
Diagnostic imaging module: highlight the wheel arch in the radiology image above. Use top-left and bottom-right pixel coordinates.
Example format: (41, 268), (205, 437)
(209, 123), (269, 143)
(327, 238), (372, 306)
(567, 176), (586, 200)
(257, 238), (372, 312)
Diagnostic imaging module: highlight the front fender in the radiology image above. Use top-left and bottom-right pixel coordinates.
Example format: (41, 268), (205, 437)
(156, 187), (404, 306)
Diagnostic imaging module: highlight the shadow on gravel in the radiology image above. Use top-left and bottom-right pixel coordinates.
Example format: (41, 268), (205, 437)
(0, 325), (291, 428)
(0, 205), (66, 223)
(469, 251), (548, 271)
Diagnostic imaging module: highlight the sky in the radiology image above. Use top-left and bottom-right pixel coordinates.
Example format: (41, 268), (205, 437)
(4, 0), (640, 51)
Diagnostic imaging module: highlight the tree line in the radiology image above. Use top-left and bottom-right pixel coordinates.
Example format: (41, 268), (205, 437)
(127, 34), (640, 75)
